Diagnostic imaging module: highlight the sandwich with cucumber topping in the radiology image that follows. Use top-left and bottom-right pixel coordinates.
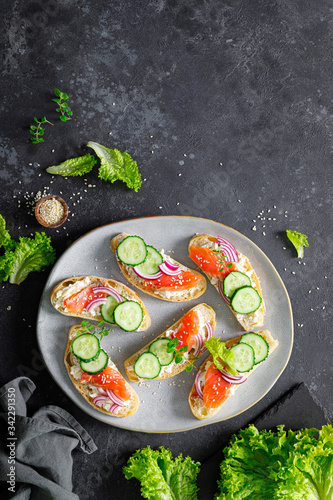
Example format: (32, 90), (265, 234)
(64, 324), (139, 417)
(188, 234), (264, 330)
(110, 233), (206, 302)
(123, 303), (216, 382)
(189, 331), (278, 420)
(50, 275), (151, 332)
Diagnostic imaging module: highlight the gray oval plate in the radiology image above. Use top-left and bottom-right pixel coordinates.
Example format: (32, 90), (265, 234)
(37, 216), (293, 433)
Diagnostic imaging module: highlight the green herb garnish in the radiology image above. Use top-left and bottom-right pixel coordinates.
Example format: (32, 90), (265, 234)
(80, 320), (111, 339)
(52, 88), (73, 122)
(167, 337), (197, 372)
(30, 116), (54, 144)
(204, 337), (238, 376)
(46, 154), (97, 177)
(286, 230), (309, 258)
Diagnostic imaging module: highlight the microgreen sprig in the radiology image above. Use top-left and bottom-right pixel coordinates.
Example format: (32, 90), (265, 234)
(52, 88), (73, 122)
(30, 116), (54, 144)
(81, 320), (111, 339)
(167, 337), (198, 372)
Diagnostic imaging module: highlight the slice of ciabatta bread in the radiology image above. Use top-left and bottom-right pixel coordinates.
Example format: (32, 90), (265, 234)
(110, 233), (206, 302)
(124, 303), (216, 382)
(188, 234), (264, 330)
(50, 275), (151, 331)
(64, 325), (139, 417)
(189, 330), (278, 420)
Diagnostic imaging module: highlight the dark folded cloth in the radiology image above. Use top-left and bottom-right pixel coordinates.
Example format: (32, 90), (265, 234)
(0, 377), (97, 500)
(198, 382), (331, 500)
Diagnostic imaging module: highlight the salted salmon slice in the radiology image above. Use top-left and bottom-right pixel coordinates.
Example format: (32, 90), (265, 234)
(189, 246), (236, 277)
(174, 310), (199, 352)
(144, 271), (201, 291)
(64, 287), (108, 313)
(80, 367), (131, 401)
(202, 363), (232, 409)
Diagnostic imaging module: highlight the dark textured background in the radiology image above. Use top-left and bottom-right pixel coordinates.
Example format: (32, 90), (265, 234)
(1, 1), (332, 498)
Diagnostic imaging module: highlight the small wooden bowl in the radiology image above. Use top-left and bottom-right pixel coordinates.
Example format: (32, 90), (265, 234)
(35, 195), (68, 228)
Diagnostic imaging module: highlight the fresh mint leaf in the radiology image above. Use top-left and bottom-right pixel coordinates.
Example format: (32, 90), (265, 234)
(87, 141), (142, 192)
(286, 230), (309, 258)
(46, 153), (97, 177)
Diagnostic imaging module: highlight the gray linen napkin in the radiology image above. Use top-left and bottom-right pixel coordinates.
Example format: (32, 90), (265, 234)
(0, 377), (97, 499)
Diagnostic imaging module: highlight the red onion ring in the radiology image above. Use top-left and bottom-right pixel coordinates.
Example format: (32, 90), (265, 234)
(192, 334), (203, 357)
(218, 280), (230, 305)
(164, 261), (180, 271)
(92, 395), (107, 406)
(218, 368), (247, 385)
(133, 267), (163, 280)
(106, 388), (125, 407)
(98, 388), (107, 396)
(92, 286), (123, 303)
(159, 261), (182, 276)
(217, 237), (239, 263)
(194, 370), (205, 399)
(86, 297), (108, 312)
(206, 321), (213, 340)
(109, 403), (121, 414)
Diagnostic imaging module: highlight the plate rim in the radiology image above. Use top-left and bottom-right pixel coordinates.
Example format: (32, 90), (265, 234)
(37, 214), (294, 433)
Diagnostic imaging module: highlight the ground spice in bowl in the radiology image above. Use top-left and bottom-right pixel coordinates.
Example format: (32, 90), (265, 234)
(35, 195), (68, 228)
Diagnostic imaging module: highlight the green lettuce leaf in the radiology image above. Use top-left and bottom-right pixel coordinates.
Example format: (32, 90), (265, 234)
(123, 446), (200, 500)
(216, 424), (333, 500)
(204, 337), (238, 376)
(46, 153), (97, 176)
(8, 232), (56, 284)
(87, 141), (142, 192)
(0, 214), (15, 251)
(286, 230), (309, 258)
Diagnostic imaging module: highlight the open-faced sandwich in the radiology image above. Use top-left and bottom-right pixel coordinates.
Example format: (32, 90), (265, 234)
(50, 275), (151, 332)
(189, 331), (278, 420)
(123, 303), (216, 382)
(110, 233), (206, 302)
(64, 324), (139, 417)
(188, 234), (264, 330)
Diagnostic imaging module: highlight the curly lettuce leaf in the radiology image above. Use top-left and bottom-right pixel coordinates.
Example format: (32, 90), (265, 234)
(123, 446), (200, 500)
(46, 153), (97, 177)
(286, 230), (309, 258)
(216, 424), (333, 500)
(0, 214), (15, 251)
(204, 337), (238, 376)
(87, 141), (142, 192)
(8, 232), (56, 284)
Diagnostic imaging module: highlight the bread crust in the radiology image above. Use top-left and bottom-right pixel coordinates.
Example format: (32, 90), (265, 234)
(64, 325), (139, 417)
(123, 303), (216, 382)
(188, 234), (265, 330)
(110, 233), (207, 302)
(188, 330), (278, 420)
(50, 275), (151, 331)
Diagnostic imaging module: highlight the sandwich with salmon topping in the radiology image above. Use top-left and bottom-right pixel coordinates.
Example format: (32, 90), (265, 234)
(110, 233), (206, 302)
(188, 234), (264, 330)
(189, 331), (278, 420)
(50, 275), (151, 332)
(64, 324), (139, 417)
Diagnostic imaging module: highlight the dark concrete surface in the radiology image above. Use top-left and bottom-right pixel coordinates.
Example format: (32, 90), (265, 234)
(1, 1), (332, 499)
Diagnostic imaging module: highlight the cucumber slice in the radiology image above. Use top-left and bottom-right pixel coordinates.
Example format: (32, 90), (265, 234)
(230, 286), (262, 314)
(113, 301), (143, 331)
(223, 271), (251, 298)
(101, 295), (121, 324)
(239, 333), (269, 364)
(80, 349), (108, 374)
(149, 338), (174, 366)
(134, 352), (161, 379)
(72, 333), (100, 362)
(116, 235), (147, 266)
(229, 343), (254, 372)
(135, 246), (163, 275)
